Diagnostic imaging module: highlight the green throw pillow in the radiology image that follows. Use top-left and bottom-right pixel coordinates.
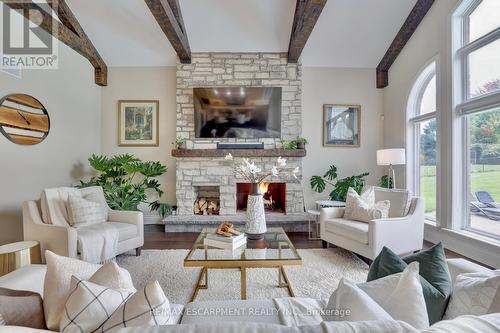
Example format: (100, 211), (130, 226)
(367, 243), (452, 324)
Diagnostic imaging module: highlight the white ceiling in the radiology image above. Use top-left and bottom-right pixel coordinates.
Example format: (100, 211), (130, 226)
(302, 0), (417, 67)
(66, 0), (178, 67)
(66, 0), (417, 68)
(181, 0), (295, 53)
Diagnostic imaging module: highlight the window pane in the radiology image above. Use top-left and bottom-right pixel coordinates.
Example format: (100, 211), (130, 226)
(419, 76), (436, 115)
(468, 0), (500, 42)
(419, 118), (437, 220)
(468, 107), (500, 237)
(468, 38), (500, 98)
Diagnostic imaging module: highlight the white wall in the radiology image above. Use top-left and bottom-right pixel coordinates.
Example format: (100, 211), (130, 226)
(382, 0), (458, 226)
(302, 67), (384, 209)
(383, 0), (458, 190)
(0, 45), (101, 245)
(100, 67), (177, 220)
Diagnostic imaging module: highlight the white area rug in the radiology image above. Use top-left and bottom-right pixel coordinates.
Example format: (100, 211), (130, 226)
(116, 248), (368, 305)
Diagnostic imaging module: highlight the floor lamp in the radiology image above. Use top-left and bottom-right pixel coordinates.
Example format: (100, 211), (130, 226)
(377, 149), (406, 189)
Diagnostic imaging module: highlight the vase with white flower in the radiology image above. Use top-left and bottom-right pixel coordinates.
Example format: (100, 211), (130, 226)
(225, 153), (300, 239)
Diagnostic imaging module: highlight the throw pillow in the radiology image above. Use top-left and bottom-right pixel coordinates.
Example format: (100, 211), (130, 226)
(373, 187), (412, 218)
(443, 270), (500, 319)
(359, 186), (376, 206)
(326, 263), (429, 329)
(80, 186), (109, 221)
(43, 251), (100, 330)
(325, 278), (393, 322)
(60, 277), (133, 333)
(344, 187), (390, 223)
(67, 193), (106, 227)
(376, 262), (429, 329)
(0, 288), (46, 329)
(366, 243), (452, 324)
(89, 261), (136, 293)
(43, 250), (135, 331)
(101, 281), (172, 332)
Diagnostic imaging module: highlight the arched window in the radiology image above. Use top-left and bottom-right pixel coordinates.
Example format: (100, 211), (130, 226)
(407, 61), (438, 222)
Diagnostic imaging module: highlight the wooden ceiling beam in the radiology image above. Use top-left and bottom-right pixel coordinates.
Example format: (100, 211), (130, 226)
(2, 0), (107, 86)
(145, 0), (191, 64)
(288, 0), (327, 63)
(376, 0), (435, 88)
(53, 0), (107, 85)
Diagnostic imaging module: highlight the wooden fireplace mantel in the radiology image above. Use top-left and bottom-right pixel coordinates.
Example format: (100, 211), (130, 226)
(171, 149), (306, 158)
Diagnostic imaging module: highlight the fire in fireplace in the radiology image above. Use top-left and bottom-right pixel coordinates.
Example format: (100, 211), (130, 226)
(236, 182), (286, 213)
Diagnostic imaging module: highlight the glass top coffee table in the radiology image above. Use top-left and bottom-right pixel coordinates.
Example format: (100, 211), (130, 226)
(184, 227), (302, 301)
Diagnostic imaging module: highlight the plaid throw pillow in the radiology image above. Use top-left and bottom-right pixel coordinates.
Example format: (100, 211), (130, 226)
(60, 277), (132, 333)
(100, 281), (172, 332)
(67, 194), (106, 227)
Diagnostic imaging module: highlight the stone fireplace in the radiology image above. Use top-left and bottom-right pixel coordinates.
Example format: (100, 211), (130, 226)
(169, 52), (305, 228)
(174, 155), (304, 215)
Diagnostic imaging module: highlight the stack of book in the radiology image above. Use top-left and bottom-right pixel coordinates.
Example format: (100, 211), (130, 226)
(203, 233), (247, 250)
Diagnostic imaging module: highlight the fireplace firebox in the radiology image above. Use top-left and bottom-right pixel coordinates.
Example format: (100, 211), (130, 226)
(236, 182), (286, 213)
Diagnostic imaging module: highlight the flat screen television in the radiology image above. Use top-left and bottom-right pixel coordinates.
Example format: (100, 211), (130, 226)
(193, 87), (281, 139)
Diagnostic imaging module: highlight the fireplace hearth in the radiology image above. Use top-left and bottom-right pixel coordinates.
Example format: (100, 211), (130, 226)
(236, 182), (286, 214)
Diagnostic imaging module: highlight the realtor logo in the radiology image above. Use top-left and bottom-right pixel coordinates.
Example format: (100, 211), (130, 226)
(1, 1), (58, 70)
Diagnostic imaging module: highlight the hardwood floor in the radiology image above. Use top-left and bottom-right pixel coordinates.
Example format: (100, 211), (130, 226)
(144, 225), (322, 249)
(144, 224), (489, 267)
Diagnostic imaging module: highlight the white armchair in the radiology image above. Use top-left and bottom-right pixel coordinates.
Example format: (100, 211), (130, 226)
(23, 186), (144, 262)
(320, 187), (424, 260)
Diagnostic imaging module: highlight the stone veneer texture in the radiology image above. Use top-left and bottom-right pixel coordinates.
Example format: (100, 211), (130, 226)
(175, 53), (304, 215)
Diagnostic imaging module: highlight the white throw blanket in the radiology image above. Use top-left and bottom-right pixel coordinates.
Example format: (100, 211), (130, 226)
(77, 222), (119, 263)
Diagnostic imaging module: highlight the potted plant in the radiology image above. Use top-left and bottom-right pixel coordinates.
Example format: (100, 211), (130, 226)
(310, 165), (369, 201)
(225, 153), (299, 239)
(79, 154), (172, 217)
(281, 140), (297, 150)
(295, 137), (308, 149)
(379, 175), (394, 189)
(175, 136), (187, 150)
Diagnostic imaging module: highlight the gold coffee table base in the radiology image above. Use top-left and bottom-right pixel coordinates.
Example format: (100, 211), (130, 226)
(185, 228), (302, 301)
(188, 262), (299, 302)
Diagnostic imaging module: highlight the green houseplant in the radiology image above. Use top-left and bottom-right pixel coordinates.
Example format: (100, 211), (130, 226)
(281, 140), (298, 150)
(80, 154), (172, 217)
(310, 165), (369, 201)
(379, 175), (394, 189)
(295, 137), (308, 149)
(175, 136), (187, 149)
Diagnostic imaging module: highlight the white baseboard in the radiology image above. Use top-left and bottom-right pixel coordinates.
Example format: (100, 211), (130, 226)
(424, 224), (500, 268)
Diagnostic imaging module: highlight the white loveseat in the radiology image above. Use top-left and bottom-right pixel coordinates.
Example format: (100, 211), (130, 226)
(0, 258), (497, 332)
(23, 186), (144, 261)
(320, 187), (424, 260)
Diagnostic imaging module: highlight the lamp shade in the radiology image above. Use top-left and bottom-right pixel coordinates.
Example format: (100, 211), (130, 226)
(377, 148), (406, 166)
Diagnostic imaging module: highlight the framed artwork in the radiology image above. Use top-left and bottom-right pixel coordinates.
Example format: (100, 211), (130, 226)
(323, 104), (361, 147)
(118, 100), (159, 147)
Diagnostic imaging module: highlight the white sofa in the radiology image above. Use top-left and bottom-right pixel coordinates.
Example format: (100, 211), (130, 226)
(0, 258), (497, 332)
(23, 186), (144, 261)
(320, 187), (424, 260)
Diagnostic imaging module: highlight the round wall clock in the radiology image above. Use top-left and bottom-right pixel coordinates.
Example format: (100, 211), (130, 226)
(0, 94), (50, 145)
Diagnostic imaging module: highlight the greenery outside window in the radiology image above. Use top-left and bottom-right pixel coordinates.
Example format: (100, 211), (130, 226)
(408, 62), (438, 222)
(453, 0), (500, 239)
